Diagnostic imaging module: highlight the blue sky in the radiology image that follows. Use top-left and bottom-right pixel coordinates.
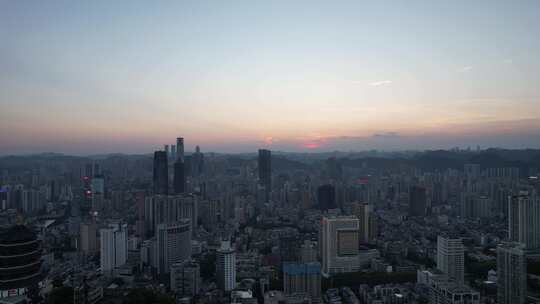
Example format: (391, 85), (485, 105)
(1, 1), (539, 154)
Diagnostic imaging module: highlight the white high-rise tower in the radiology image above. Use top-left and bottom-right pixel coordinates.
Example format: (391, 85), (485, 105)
(216, 241), (236, 291)
(436, 235), (464, 284)
(100, 223), (128, 275)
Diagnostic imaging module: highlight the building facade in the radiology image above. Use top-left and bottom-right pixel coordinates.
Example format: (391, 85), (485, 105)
(497, 242), (527, 304)
(170, 260), (200, 297)
(321, 216), (361, 276)
(153, 151), (169, 195)
(436, 235), (464, 284)
(216, 241), (236, 291)
(509, 192), (540, 250)
(283, 262), (321, 301)
(156, 220), (192, 274)
(99, 223), (128, 275)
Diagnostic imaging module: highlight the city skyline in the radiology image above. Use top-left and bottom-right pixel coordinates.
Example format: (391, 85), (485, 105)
(3, 2), (540, 301)
(2, 1), (540, 155)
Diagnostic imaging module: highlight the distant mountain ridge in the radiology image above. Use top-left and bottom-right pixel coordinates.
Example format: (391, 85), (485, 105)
(1, 149), (539, 176)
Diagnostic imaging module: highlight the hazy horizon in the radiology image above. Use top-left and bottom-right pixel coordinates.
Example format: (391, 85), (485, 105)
(2, 1), (540, 155)
(2, 142), (540, 158)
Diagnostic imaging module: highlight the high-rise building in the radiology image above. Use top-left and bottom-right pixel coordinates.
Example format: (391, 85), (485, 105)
(436, 235), (464, 284)
(192, 146), (204, 177)
(282, 262), (321, 301)
(135, 191), (145, 220)
(90, 176), (105, 212)
(497, 242), (527, 304)
(317, 184), (336, 211)
(0, 225), (44, 300)
(93, 163), (101, 177)
(320, 216), (361, 276)
(164, 144), (170, 157)
(144, 194), (197, 236)
(176, 137), (184, 162)
(100, 223), (128, 275)
(153, 151), (169, 195)
(461, 195), (492, 219)
(509, 192), (540, 250)
(258, 149), (272, 201)
(199, 199), (224, 228)
(80, 222), (98, 253)
(156, 220), (192, 274)
(170, 145), (176, 160)
(216, 241), (236, 291)
(140, 239), (157, 269)
(84, 163), (93, 179)
(173, 161), (185, 194)
(351, 202), (372, 243)
(21, 189), (45, 214)
(170, 260), (200, 297)
(409, 186), (427, 216)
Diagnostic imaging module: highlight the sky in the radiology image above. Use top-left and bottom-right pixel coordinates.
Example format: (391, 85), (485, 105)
(1, 0), (540, 155)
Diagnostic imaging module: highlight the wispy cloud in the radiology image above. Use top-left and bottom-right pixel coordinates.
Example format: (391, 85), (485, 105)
(458, 66), (473, 72)
(368, 80), (392, 86)
(372, 132), (400, 138)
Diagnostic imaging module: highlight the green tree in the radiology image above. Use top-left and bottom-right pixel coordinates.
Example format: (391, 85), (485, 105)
(122, 288), (174, 304)
(46, 287), (74, 304)
(200, 253), (216, 280)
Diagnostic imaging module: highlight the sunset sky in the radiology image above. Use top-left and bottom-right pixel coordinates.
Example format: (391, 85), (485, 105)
(1, 1), (540, 155)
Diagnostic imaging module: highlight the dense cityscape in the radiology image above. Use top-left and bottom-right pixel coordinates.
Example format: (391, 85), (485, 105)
(2, 1), (540, 304)
(1, 141), (540, 303)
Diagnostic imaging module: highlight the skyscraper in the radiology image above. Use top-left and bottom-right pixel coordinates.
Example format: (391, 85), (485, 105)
(153, 151), (169, 195)
(164, 144), (170, 157)
(90, 175), (105, 211)
(317, 184), (336, 211)
(320, 216), (361, 276)
(509, 192), (540, 250)
(100, 223), (128, 275)
(173, 161), (185, 194)
(156, 220), (192, 274)
(192, 145), (204, 177)
(436, 235), (464, 284)
(216, 241), (236, 291)
(497, 242), (526, 304)
(176, 137), (184, 162)
(170, 145), (176, 160)
(173, 137), (186, 194)
(258, 149), (272, 201)
(409, 186), (427, 216)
